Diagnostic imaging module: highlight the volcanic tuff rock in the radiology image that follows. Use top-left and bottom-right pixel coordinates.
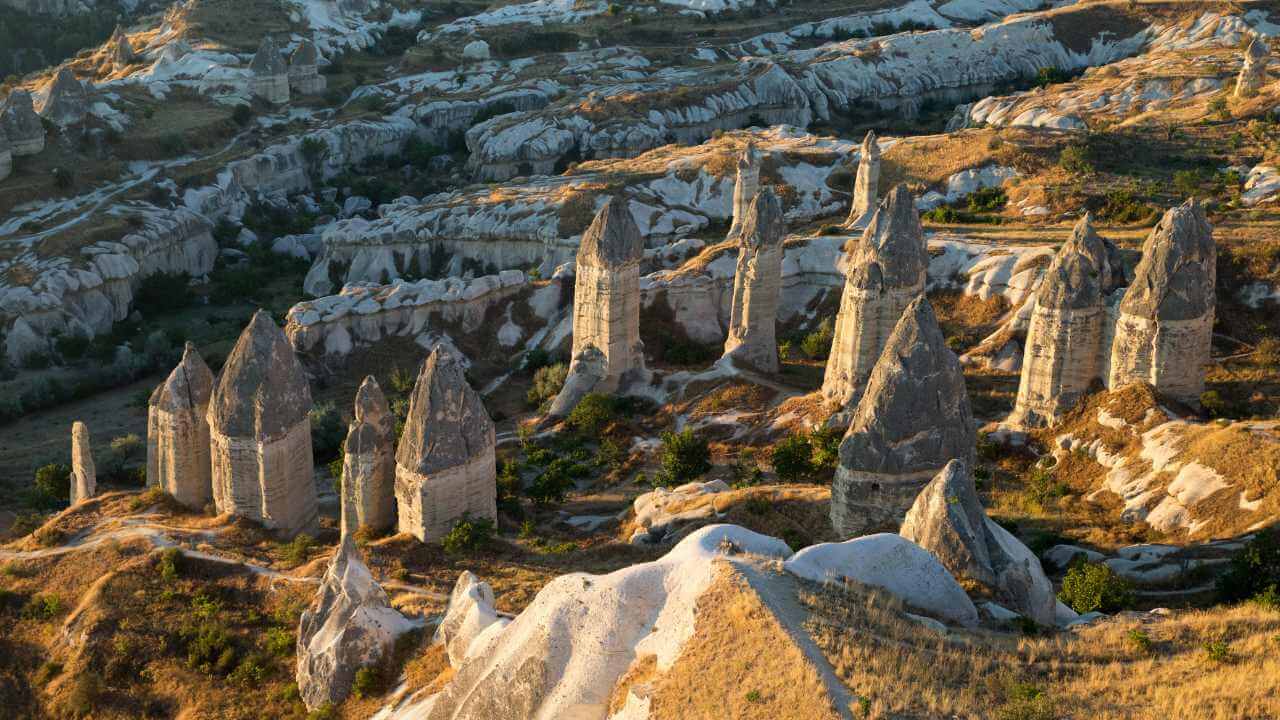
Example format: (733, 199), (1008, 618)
(727, 141), (761, 242)
(1, 90), (44, 155)
(395, 346), (497, 542)
(208, 310), (317, 536)
(1236, 36), (1270, 98)
(845, 130), (880, 228)
(342, 376), (396, 534)
(108, 25), (135, 71)
(70, 421), (96, 505)
(147, 343), (214, 509)
(435, 571), (509, 667)
(250, 35), (290, 105)
(0, 126), (10, 182)
(289, 40), (327, 96)
(1108, 199), (1216, 405)
(39, 68), (88, 126)
(722, 188), (785, 373)
(831, 295), (976, 537)
(297, 535), (415, 710)
(822, 184), (928, 416)
(900, 460), (1056, 626)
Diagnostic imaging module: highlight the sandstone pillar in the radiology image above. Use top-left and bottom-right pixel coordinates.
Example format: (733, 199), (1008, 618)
(2, 90), (46, 156)
(722, 188), (785, 373)
(250, 35), (291, 105)
(342, 376), (396, 535)
(845, 130), (880, 228)
(147, 342), (215, 509)
(289, 40), (327, 95)
(727, 141), (761, 242)
(71, 421), (96, 505)
(109, 25), (135, 71)
(1236, 36), (1270, 98)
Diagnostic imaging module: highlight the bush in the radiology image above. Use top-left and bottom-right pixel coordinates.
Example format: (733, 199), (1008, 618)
(1199, 390), (1227, 417)
(657, 429), (711, 486)
(309, 402), (345, 462)
(156, 547), (182, 582)
(33, 463), (71, 504)
(20, 593), (64, 620)
(567, 393), (616, 435)
(186, 622), (235, 673)
(770, 434), (813, 482)
(1058, 560), (1134, 614)
(1216, 528), (1280, 604)
(526, 362), (568, 407)
(442, 515), (494, 554)
(527, 458), (579, 505)
(65, 670), (104, 718)
(231, 104), (253, 126)
(52, 166), (74, 190)
(352, 665), (381, 698)
(809, 426), (841, 471)
(1058, 144), (1093, 175)
(281, 534), (316, 566)
(800, 318), (834, 360)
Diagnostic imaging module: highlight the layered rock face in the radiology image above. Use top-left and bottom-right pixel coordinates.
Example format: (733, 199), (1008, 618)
(147, 343), (214, 509)
(1, 90), (44, 155)
(1108, 199), (1216, 405)
(39, 69), (88, 126)
(1008, 214), (1120, 427)
(726, 142), (761, 241)
(289, 40), (327, 96)
(250, 35), (290, 105)
(821, 184), (928, 415)
(831, 295), (976, 537)
(1236, 36), (1269, 97)
(208, 311), (317, 536)
(395, 347), (496, 543)
(297, 535), (414, 710)
(845, 130), (880, 228)
(341, 376), (396, 534)
(70, 421), (95, 505)
(721, 188), (785, 373)
(900, 460), (1056, 626)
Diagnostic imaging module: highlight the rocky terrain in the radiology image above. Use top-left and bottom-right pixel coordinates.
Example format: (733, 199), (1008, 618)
(2, 0), (1280, 719)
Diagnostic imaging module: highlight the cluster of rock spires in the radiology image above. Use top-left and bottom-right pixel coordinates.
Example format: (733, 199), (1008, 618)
(252, 35), (326, 105)
(1235, 35), (1270, 98)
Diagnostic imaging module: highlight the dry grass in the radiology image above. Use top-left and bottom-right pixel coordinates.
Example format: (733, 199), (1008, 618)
(618, 484), (834, 550)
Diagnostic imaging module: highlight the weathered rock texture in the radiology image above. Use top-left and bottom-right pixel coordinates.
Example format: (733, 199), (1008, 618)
(435, 570), (508, 667)
(1108, 199), (1216, 405)
(822, 184), (928, 415)
(0, 127), (11, 182)
(1236, 36), (1270, 98)
(109, 25), (135, 71)
(250, 35), (290, 105)
(297, 535), (414, 710)
(208, 310), (317, 535)
(846, 130), (880, 228)
(342, 376), (396, 534)
(726, 141), (761, 242)
(549, 199), (645, 415)
(70, 421), (95, 505)
(1009, 214), (1120, 427)
(1, 90), (44, 155)
(900, 460), (1056, 626)
(289, 40), (327, 96)
(147, 342), (214, 509)
(831, 295), (976, 537)
(39, 69), (88, 126)
(395, 347), (497, 543)
(722, 188), (785, 373)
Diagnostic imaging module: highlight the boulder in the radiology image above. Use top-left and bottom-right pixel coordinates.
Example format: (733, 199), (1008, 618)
(462, 40), (491, 61)
(1236, 36), (1269, 98)
(1, 90), (45, 155)
(289, 40), (327, 95)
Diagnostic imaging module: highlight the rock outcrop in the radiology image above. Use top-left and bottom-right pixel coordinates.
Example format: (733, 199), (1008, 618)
(208, 310), (317, 536)
(1008, 214), (1120, 427)
(1, 90), (44, 156)
(900, 460), (1056, 626)
(726, 141), (761, 242)
(821, 184), (928, 416)
(297, 535), (415, 710)
(830, 295), (976, 537)
(845, 130), (880, 228)
(435, 571), (508, 667)
(0, 126), (11, 182)
(39, 69), (88, 126)
(549, 199), (645, 416)
(147, 342), (214, 509)
(1108, 199), (1216, 405)
(108, 25), (135, 71)
(342, 376), (396, 534)
(250, 35), (290, 105)
(721, 188), (785, 373)
(289, 40), (327, 96)
(395, 347), (497, 543)
(1236, 36), (1270, 98)
(70, 421), (95, 505)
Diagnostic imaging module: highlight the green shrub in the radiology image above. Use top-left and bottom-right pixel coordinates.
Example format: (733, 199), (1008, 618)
(809, 426), (841, 471)
(1058, 561), (1134, 614)
(263, 626), (294, 657)
(156, 547), (182, 582)
(20, 593), (64, 620)
(1024, 466), (1068, 509)
(657, 429), (711, 486)
(1216, 528), (1280, 604)
(65, 670), (104, 718)
(55, 332), (91, 360)
(1126, 628), (1152, 654)
(1199, 390), (1227, 417)
(526, 362), (568, 407)
(442, 515), (494, 554)
(281, 534), (316, 566)
(33, 463), (71, 504)
(352, 665), (380, 698)
(770, 434), (813, 482)
(527, 458), (580, 505)
(229, 651), (272, 686)
(309, 402), (346, 462)
(186, 622), (235, 673)
(567, 393), (616, 435)
(1203, 639), (1231, 663)
(1058, 144), (1093, 175)
(800, 318), (834, 359)
(307, 704), (339, 720)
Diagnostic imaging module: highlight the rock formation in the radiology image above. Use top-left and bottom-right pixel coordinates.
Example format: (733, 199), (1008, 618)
(208, 310), (317, 535)
(726, 141), (761, 241)
(108, 25), (135, 71)
(900, 460), (1056, 626)
(70, 421), (95, 505)
(297, 534), (414, 710)
(341, 376), (396, 535)
(845, 130), (880, 228)
(1236, 36), (1270, 98)
(435, 571), (508, 667)
(250, 35), (290, 105)
(0, 125), (11, 182)
(830, 295), (976, 537)
(39, 69), (88, 126)
(395, 346), (497, 543)
(549, 198), (645, 416)
(1008, 214), (1120, 427)
(721, 188), (785, 373)
(289, 40), (327, 96)
(822, 184), (929, 416)
(147, 342), (214, 509)
(1, 90), (44, 156)
(1108, 199), (1216, 405)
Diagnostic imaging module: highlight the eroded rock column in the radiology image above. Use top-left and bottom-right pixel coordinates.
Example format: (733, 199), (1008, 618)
(342, 376), (396, 535)
(39, 69), (87, 126)
(727, 141), (761, 242)
(845, 130), (880, 228)
(250, 35), (290, 105)
(722, 188), (785, 373)
(289, 40), (327, 96)
(2, 90), (46, 156)
(1236, 36), (1270, 98)
(109, 25), (135, 71)
(147, 342), (214, 509)
(71, 421), (96, 505)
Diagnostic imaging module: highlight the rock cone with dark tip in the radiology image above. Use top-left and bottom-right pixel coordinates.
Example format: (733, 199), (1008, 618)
(148, 342), (215, 509)
(39, 69), (87, 126)
(722, 188), (785, 373)
(109, 25), (135, 70)
(342, 376), (396, 534)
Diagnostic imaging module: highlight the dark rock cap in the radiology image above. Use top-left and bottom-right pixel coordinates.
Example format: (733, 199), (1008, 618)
(1035, 214), (1118, 311)
(740, 187), (783, 249)
(848, 183), (928, 290)
(250, 35), (288, 76)
(396, 346), (494, 475)
(576, 198), (643, 268)
(291, 40), (320, 67)
(1118, 199), (1216, 321)
(209, 310), (312, 439)
(150, 342), (214, 412)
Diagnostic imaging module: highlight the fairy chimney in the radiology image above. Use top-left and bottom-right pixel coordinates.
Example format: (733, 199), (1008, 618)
(722, 188), (785, 373)
(2, 90), (46, 155)
(109, 26), (135, 71)
(1236, 36), (1270, 98)
(395, 347), (496, 543)
(39, 69), (88, 126)
(845, 130), (880, 228)
(208, 310), (317, 535)
(727, 141), (762, 241)
(289, 40), (327, 95)
(341, 376), (396, 535)
(250, 35), (290, 105)
(147, 343), (215, 509)
(71, 421), (96, 505)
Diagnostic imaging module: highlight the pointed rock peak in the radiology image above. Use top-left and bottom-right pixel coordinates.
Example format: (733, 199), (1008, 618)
(1119, 199), (1215, 320)
(209, 309), (311, 438)
(251, 35), (287, 75)
(856, 183), (927, 282)
(740, 187), (784, 248)
(151, 342), (214, 411)
(900, 459), (992, 581)
(1247, 35), (1270, 60)
(396, 346), (494, 475)
(291, 39), (319, 66)
(577, 197), (643, 267)
(886, 294), (945, 355)
(48, 68), (84, 96)
(352, 375), (389, 424)
(737, 140), (760, 170)
(861, 129), (879, 158)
